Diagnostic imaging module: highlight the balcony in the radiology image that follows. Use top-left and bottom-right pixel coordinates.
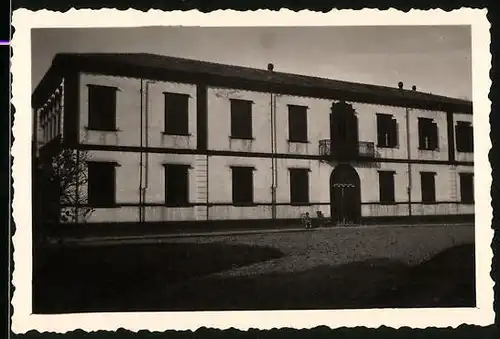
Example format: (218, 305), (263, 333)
(319, 139), (376, 161)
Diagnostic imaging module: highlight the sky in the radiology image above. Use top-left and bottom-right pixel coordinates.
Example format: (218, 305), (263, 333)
(31, 25), (472, 99)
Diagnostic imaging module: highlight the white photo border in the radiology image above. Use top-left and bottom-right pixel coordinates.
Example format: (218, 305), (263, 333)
(11, 8), (494, 334)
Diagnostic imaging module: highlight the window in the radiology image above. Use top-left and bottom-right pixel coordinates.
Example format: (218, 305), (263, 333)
(378, 171), (395, 204)
(164, 164), (190, 206)
(87, 162), (116, 207)
(456, 121), (473, 153)
(418, 118), (439, 150)
(288, 105), (308, 142)
(289, 168), (310, 204)
(420, 172), (436, 203)
(231, 166), (254, 205)
(459, 173), (474, 204)
(376, 113), (398, 147)
(88, 85), (117, 131)
(230, 99), (253, 139)
(164, 93), (189, 135)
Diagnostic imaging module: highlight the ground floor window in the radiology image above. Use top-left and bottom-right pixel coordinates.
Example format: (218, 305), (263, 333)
(289, 168), (310, 204)
(231, 166), (254, 205)
(164, 164), (190, 206)
(87, 161), (116, 207)
(459, 172), (474, 204)
(378, 170), (395, 204)
(420, 171), (436, 203)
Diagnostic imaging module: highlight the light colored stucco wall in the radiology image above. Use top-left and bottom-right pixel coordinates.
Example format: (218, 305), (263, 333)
(353, 103), (408, 160)
(79, 73), (198, 149)
(273, 94), (331, 156)
(207, 155), (272, 204)
(206, 87), (272, 153)
(53, 73), (475, 224)
(77, 151), (473, 223)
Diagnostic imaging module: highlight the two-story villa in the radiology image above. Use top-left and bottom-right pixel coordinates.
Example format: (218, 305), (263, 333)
(32, 53), (474, 232)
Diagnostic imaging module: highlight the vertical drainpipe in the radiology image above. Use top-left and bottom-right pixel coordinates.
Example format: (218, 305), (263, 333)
(139, 79), (144, 222)
(273, 93), (278, 216)
(406, 106), (412, 217)
(401, 82), (412, 217)
(270, 91), (276, 219)
(268, 63), (277, 220)
(144, 81), (152, 219)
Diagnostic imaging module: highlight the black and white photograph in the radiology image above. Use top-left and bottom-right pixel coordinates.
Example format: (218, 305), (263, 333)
(11, 8), (493, 333)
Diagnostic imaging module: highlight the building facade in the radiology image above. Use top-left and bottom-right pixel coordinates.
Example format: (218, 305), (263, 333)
(32, 53), (474, 228)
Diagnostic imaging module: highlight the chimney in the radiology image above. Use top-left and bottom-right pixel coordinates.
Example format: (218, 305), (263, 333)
(267, 63), (274, 72)
(412, 85), (417, 91)
(397, 81), (404, 89)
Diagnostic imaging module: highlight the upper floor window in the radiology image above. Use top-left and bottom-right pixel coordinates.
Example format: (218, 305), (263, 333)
(418, 117), (439, 151)
(459, 172), (474, 204)
(288, 105), (308, 143)
(87, 161), (117, 207)
(420, 171), (436, 203)
(231, 166), (254, 205)
(230, 99), (253, 139)
(455, 121), (473, 153)
(376, 113), (398, 148)
(378, 170), (395, 204)
(289, 168), (310, 204)
(164, 164), (190, 206)
(87, 85), (117, 131)
(164, 92), (190, 135)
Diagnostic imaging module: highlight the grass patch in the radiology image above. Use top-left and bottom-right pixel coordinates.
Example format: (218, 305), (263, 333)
(33, 242), (284, 313)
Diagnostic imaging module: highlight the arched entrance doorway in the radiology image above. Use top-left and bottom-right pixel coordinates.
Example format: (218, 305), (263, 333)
(330, 164), (361, 225)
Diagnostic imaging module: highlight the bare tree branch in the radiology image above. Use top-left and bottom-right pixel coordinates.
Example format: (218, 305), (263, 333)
(37, 149), (94, 225)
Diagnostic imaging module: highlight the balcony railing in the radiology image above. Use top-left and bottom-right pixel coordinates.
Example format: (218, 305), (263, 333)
(319, 139), (376, 160)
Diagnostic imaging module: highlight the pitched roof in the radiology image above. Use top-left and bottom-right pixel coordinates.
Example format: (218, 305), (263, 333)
(33, 53), (472, 113)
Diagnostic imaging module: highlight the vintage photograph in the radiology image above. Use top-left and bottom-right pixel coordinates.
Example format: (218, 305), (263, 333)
(11, 8), (493, 333)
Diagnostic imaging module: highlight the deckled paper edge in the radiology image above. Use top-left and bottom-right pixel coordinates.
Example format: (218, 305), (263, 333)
(10, 8), (494, 334)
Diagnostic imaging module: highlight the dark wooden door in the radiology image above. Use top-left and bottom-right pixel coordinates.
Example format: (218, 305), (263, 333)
(330, 164), (361, 225)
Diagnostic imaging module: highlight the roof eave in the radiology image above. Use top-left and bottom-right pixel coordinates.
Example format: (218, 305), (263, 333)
(33, 54), (473, 114)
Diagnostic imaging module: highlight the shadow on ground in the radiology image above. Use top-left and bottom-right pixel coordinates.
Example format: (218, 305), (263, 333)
(156, 244), (475, 311)
(32, 242), (284, 313)
(33, 242), (475, 313)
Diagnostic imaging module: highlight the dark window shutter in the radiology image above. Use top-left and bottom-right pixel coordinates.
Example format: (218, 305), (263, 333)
(290, 168), (309, 204)
(379, 171), (395, 204)
(468, 124), (474, 151)
(430, 122), (439, 150)
(164, 93), (189, 135)
(420, 172), (436, 203)
(377, 114), (398, 148)
(87, 162), (116, 206)
(232, 167), (254, 204)
(288, 105), (308, 142)
(165, 165), (190, 206)
(456, 121), (473, 153)
(418, 118), (426, 149)
(455, 123), (464, 152)
(376, 114), (385, 146)
(389, 118), (398, 147)
(230, 100), (252, 139)
(88, 85), (117, 131)
(418, 118), (438, 150)
(459, 173), (474, 203)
